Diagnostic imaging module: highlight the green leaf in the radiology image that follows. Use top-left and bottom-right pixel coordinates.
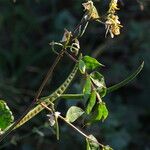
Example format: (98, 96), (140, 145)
(83, 76), (92, 100)
(107, 62), (144, 93)
(79, 59), (86, 74)
(83, 56), (104, 70)
(66, 106), (84, 123)
(86, 90), (97, 114)
(90, 72), (107, 97)
(101, 102), (109, 121)
(102, 145), (113, 150)
(86, 138), (91, 150)
(87, 103), (103, 124)
(0, 100), (14, 131)
(86, 134), (100, 150)
(87, 102), (108, 124)
(93, 103), (103, 121)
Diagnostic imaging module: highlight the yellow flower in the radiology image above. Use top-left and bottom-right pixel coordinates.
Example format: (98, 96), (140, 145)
(82, 0), (100, 21)
(105, 0), (122, 38)
(108, 0), (119, 13)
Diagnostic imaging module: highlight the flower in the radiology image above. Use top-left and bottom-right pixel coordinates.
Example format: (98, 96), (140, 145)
(61, 29), (72, 44)
(108, 0), (119, 13)
(47, 112), (60, 126)
(82, 0), (100, 21)
(105, 14), (122, 38)
(105, 0), (122, 38)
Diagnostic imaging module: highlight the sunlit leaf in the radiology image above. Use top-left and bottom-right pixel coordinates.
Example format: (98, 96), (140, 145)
(90, 71), (107, 97)
(66, 106), (84, 123)
(86, 134), (100, 150)
(0, 100), (14, 131)
(86, 90), (97, 114)
(86, 138), (91, 150)
(82, 56), (104, 71)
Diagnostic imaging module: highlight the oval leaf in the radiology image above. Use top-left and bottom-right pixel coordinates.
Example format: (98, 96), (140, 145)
(83, 56), (104, 70)
(66, 106), (84, 123)
(0, 100), (14, 131)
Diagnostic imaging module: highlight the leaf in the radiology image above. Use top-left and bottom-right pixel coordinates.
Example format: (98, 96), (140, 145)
(86, 134), (100, 150)
(92, 103), (103, 121)
(101, 102), (109, 121)
(86, 90), (97, 114)
(66, 106), (84, 123)
(107, 62), (144, 93)
(86, 138), (91, 150)
(82, 56), (104, 71)
(0, 100), (14, 131)
(87, 103), (103, 124)
(83, 76), (92, 100)
(90, 72), (107, 97)
(87, 102), (108, 124)
(79, 59), (86, 74)
(102, 145), (113, 150)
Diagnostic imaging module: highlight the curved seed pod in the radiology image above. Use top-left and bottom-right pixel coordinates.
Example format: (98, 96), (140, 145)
(13, 63), (79, 130)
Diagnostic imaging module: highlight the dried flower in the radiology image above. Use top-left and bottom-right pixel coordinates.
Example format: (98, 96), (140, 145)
(82, 0), (100, 21)
(61, 29), (72, 44)
(47, 114), (55, 126)
(108, 0), (119, 13)
(105, 0), (122, 38)
(47, 112), (60, 126)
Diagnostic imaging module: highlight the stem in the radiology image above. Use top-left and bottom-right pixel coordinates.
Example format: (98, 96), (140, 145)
(58, 115), (88, 138)
(40, 103), (104, 148)
(58, 115), (104, 148)
(40, 102), (53, 113)
(35, 48), (66, 100)
(65, 51), (78, 63)
(0, 48), (66, 142)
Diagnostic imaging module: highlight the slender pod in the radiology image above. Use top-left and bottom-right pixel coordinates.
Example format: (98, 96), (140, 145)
(13, 63), (78, 130)
(0, 62), (78, 141)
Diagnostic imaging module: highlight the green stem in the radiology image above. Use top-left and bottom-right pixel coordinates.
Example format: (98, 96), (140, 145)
(60, 61), (144, 99)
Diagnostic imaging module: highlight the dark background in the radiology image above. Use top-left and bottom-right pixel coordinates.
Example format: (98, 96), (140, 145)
(0, 0), (149, 149)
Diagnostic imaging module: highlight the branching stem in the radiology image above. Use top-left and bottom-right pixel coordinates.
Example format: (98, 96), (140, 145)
(41, 103), (104, 148)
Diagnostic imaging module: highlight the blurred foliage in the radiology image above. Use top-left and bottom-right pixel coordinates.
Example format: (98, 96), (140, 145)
(0, 0), (149, 149)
